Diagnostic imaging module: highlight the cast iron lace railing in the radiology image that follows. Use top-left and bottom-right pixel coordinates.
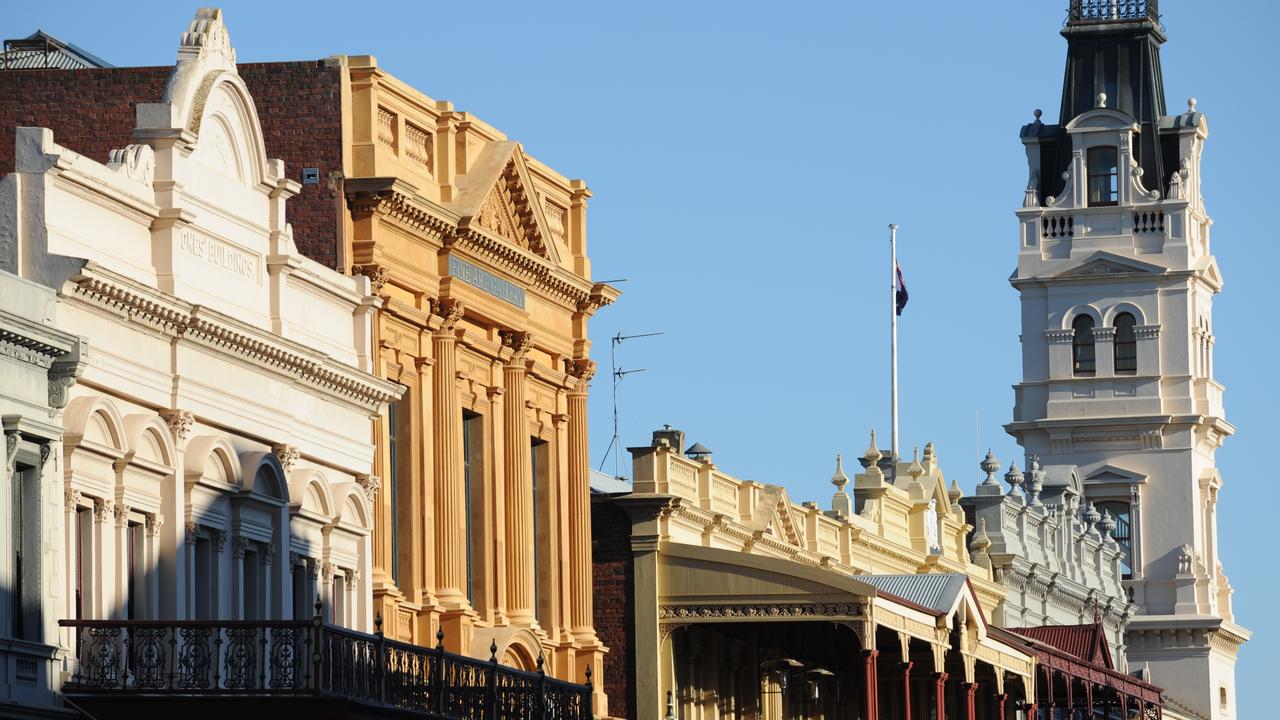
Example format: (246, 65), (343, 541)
(1067, 0), (1159, 24)
(61, 617), (592, 720)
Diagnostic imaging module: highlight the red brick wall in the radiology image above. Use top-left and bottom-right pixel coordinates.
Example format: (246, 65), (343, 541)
(592, 497), (636, 719)
(0, 61), (344, 269)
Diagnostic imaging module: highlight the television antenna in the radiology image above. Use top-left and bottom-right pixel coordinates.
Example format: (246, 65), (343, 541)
(598, 330), (663, 479)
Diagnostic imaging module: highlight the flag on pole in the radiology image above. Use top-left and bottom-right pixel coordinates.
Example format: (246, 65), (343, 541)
(895, 262), (909, 316)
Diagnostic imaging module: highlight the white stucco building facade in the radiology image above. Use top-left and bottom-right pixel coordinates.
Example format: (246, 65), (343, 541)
(0, 6), (400, 655)
(1006, 5), (1249, 718)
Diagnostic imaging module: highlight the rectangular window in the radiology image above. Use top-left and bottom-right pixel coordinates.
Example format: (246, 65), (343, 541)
(1087, 146), (1119, 206)
(1097, 501), (1133, 578)
(12, 463), (40, 640)
(126, 521), (141, 620)
(194, 536), (212, 620)
(292, 562), (309, 619)
(531, 438), (549, 620)
(387, 400), (400, 584)
(462, 410), (485, 605)
(333, 573), (346, 626)
(75, 507), (90, 620)
(243, 546), (260, 620)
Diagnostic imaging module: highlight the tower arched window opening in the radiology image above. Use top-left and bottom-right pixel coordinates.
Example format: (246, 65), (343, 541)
(1087, 146), (1119, 206)
(1072, 314), (1096, 375)
(1114, 312), (1137, 373)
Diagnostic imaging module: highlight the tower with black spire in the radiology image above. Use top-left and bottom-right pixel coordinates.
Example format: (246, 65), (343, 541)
(1008, 2), (1248, 718)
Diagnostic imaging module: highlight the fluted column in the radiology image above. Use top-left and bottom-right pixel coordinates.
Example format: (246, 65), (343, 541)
(565, 358), (596, 637)
(431, 300), (467, 607)
(501, 331), (535, 623)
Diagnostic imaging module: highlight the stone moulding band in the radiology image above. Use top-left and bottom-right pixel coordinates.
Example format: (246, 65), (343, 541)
(69, 266), (399, 410)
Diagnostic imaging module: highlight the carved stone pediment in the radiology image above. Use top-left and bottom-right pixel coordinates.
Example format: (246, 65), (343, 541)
(453, 143), (561, 265)
(1053, 252), (1166, 279)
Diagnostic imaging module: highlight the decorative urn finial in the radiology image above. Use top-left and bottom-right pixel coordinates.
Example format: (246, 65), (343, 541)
(1004, 462), (1024, 499)
(979, 449), (1001, 486)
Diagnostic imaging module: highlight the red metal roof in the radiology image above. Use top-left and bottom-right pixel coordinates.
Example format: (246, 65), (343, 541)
(1008, 623), (1113, 669)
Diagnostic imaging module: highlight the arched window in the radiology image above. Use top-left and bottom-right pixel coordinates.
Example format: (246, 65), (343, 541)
(1114, 312), (1137, 373)
(1072, 314), (1096, 375)
(1096, 500), (1133, 578)
(1087, 146), (1119, 206)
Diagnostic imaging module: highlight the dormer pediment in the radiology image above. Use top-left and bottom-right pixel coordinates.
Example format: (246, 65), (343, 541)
(1066, 108), (1140, 133)
(452, 142), (562, 266)
(1052, 251), (1167, 279)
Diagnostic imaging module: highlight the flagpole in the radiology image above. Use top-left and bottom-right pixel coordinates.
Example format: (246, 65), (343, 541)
(890, 223), (899, 477)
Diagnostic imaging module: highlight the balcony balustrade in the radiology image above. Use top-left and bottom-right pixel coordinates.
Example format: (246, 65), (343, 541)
(59, 612), (592, 720)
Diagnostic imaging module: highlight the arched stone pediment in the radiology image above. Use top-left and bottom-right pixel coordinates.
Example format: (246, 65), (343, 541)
(123, 413), (176, 469)
(289, 469), (335, 520)
(184, 435), (241, 488)
(331, 481), (371, 532)
(239, 451), (289, 504)
(64, 396), (128, 453)
(1066, 108), (1139, 132)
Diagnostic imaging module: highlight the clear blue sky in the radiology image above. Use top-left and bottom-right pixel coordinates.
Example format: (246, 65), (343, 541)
(5, 0), (1275, 711)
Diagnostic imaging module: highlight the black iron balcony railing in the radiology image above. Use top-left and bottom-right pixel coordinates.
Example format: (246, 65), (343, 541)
(1067, 0), (1159, 24)
(59, 616), (592, 720)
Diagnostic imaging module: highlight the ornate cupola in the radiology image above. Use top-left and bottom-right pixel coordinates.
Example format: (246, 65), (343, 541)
(1027, 0), (1172, 204)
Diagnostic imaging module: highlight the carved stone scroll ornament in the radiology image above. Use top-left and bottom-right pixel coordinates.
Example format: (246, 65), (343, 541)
(106, 144), (156, 187)
(64, 487), (82, 511)
(4, 432), (17, 475)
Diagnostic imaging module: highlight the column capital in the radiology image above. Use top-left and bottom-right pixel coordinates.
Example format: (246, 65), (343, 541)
(93, 497), (114, 522)
(499, 330), (534, 363)
(163, 410), (195, 445)
(146, 512), (165, 537)
(564, 357), (597, 383)
(429, 298), (465, 333)
(64, 487), (82, 511)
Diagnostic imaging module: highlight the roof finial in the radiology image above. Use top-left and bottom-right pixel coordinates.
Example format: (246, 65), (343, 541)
(831, 453), (849, 490)
(1096, 92), (1108, 108)
(1187, 97), (1198, 113)
(1033, 108), (1043, 123)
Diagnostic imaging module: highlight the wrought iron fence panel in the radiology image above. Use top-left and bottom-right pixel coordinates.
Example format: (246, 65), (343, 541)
(1067, 0), (1158, 23)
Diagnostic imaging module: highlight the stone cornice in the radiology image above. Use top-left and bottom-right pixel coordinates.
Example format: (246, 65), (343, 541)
(68, 264), (401, 412)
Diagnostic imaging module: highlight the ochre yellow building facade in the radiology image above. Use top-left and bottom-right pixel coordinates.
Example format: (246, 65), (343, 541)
(331, 55), (617, 709)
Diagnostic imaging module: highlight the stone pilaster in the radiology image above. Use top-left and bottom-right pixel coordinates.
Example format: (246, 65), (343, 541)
(501, 331), (535, 624)
(565, 358), (596, 638)
(430, 299), (467, 609)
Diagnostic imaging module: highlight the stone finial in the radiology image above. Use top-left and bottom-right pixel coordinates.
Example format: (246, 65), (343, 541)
(1098, 508), (1118, 546)
(864, 431), (882, 465)
(1187, 97), (1198, 113)
(1082, 501), (1102, 539)
(948, 479), (963, 513)
(1033, 108), (1043, 123)
(831, 453), (849, 490)
(1025, 456), (1045, 509)
(908, 447), (925, 482)
(178, 7), (237, 66)
(1096, 92), (1108, 108)
(971, 518), (992, 554)
(1004, 462), (1024, 500)
(979, 449), (1001, 487)
(831, 454), (852, 518)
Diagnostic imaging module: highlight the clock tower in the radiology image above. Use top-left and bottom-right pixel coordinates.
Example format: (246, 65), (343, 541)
(1007, 2), (1249, 717)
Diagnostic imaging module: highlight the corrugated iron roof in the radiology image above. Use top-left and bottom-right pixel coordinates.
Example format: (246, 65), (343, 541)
(1008, 623), (1113, 669)
(589, 469), (632, 495)
(2, 31), (112, 70)
(859, 573), (969, 614)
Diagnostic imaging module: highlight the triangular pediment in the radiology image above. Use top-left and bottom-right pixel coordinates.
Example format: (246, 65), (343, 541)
(1083, 464), (1147, 485)
(452, 142), (561, 265)
(1054, 252), (1167, 279)
(753, 484), (803, 548)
